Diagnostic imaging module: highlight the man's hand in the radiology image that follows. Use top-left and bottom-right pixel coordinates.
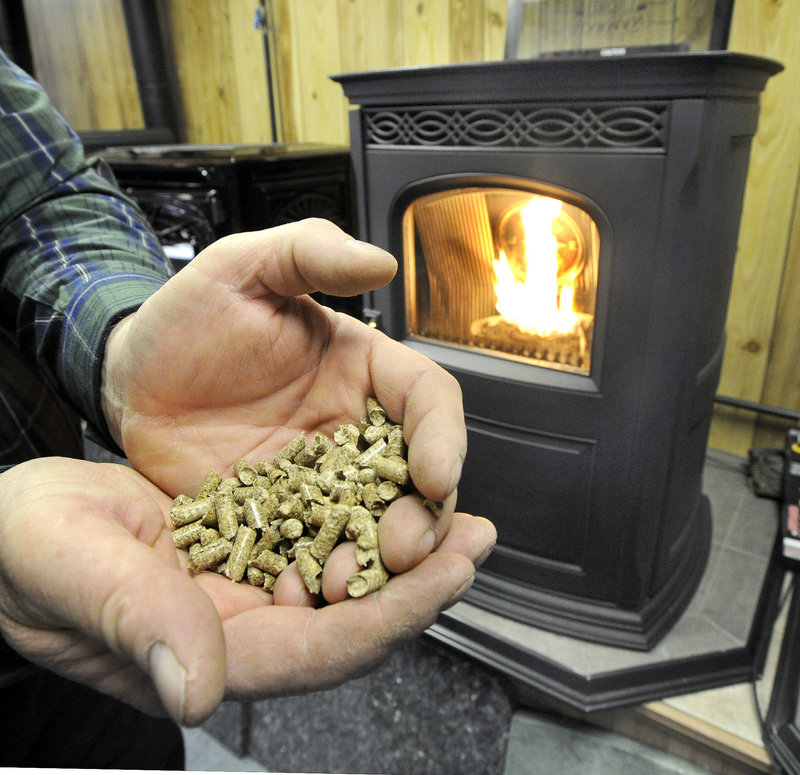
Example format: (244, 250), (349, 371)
(95, 218), (496, 716)
(180, 510), (490, 700)
(102, 218), (490, 575)
(0, 457), (493, 725)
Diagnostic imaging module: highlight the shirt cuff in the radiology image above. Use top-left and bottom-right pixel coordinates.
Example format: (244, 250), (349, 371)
(62, 273), (165, 452)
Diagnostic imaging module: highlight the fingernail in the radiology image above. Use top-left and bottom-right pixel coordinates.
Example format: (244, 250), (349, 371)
(445, 572), (474, 609)
(475, 539), (496, 568)
(343, 238), (392, 257)
(418, 528), (436, 559)
(148, 642), (187, 723)
(447, 454), (464, 495)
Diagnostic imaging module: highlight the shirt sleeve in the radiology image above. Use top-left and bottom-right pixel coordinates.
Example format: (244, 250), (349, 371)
(0, 50), (171, 451)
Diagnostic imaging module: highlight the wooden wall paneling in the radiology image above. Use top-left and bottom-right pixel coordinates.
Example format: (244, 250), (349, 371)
(23, 0), (142, 131)
(753, 171), (800, 447)
(167, 0), (271, 144)
(273, 0), (507, 145)
(449, 0), (485, 62)
(290, 0), (348, 145)
(24, 0), (92, 125)
(167, 0), (228, 142)
(223, 0), (272, 143)
(709, 0), (800, 455)
(753, 13), (800, 444)
(271, 0), (378, 146)
(271, 0), (301, 142)
(484, 0), (509, 60)
(74, 0), (142, 128)
(402, 0), (452, 66)
(339, 0), (404, 72)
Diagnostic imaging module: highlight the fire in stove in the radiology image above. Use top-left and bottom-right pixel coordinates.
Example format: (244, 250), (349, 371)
(403, 187), (598, 374)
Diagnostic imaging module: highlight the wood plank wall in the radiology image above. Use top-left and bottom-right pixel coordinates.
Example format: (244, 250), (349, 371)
(271, 0), (508, 145)
(711, 0), (800, 454)
(167, 0), (272, 144)
(22, 0), (143, 130)
(16, 0), (800, 457)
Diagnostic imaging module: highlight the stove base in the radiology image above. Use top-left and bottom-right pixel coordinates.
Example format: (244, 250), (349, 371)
(467, 496), (712, 650)
(429, 450), (783, 712)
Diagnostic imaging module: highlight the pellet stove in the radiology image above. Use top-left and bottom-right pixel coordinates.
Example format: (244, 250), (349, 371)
(334, 52), (781, 650)
(99, 143), (361, 317)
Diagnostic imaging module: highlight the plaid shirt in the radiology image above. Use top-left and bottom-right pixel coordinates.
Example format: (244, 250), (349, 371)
(0, 49), (170, 453)
(0, 50), (173, 686)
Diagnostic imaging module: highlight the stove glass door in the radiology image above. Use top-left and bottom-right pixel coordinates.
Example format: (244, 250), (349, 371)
(403, 187), (600, 375)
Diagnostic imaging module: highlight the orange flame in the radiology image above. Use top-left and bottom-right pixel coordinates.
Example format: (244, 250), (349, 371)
(493, 196), (578, 335)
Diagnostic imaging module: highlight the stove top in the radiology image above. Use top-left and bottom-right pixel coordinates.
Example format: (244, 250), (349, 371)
(98, 142), (348, 163)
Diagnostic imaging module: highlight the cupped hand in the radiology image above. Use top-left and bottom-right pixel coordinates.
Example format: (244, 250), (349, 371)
(187, 508), (492, 700)
(102, 217), (483, 568)
(0, 457), (494, 726)
(102, 217), (462, 500)
(98, 217), (497, 706)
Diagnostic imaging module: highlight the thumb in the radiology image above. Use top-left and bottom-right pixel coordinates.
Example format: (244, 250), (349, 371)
(91, 536), (228, 726)
(193, 217), (398, 298)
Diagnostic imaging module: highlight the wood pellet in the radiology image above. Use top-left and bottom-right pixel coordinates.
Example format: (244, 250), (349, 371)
(170, 397), (437, 598)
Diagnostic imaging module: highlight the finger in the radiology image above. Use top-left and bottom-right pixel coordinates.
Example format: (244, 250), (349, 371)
(377, 493), (455, 574)
(222, 551), (475, 699)
(279, 511), (494, 607)
(74, 526), (225, 726)
(192, 218), (398, 299)
(315, 513), (495, 604)
(192, 570), (275, 620)
(320, 541), (361, 604)
(435, 513), (497, 568)
(272, 561), (318, 607)
(368, 336), (467, 502)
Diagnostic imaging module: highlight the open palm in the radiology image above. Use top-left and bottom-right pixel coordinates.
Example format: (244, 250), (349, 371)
(0, 457), (489, 725)
(104, 219), (464, 508)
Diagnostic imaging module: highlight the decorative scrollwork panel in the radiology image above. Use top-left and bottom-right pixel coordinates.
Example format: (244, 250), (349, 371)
(364, 104), (668, 150)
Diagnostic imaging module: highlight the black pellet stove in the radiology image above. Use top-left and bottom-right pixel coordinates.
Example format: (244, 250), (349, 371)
(333, 52), (781, 650)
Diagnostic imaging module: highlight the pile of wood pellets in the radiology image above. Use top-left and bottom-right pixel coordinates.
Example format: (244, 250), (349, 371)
(170, 397), (434, 598)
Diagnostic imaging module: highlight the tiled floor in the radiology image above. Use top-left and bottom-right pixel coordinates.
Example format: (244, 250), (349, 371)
(502, 710), (716, 774)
